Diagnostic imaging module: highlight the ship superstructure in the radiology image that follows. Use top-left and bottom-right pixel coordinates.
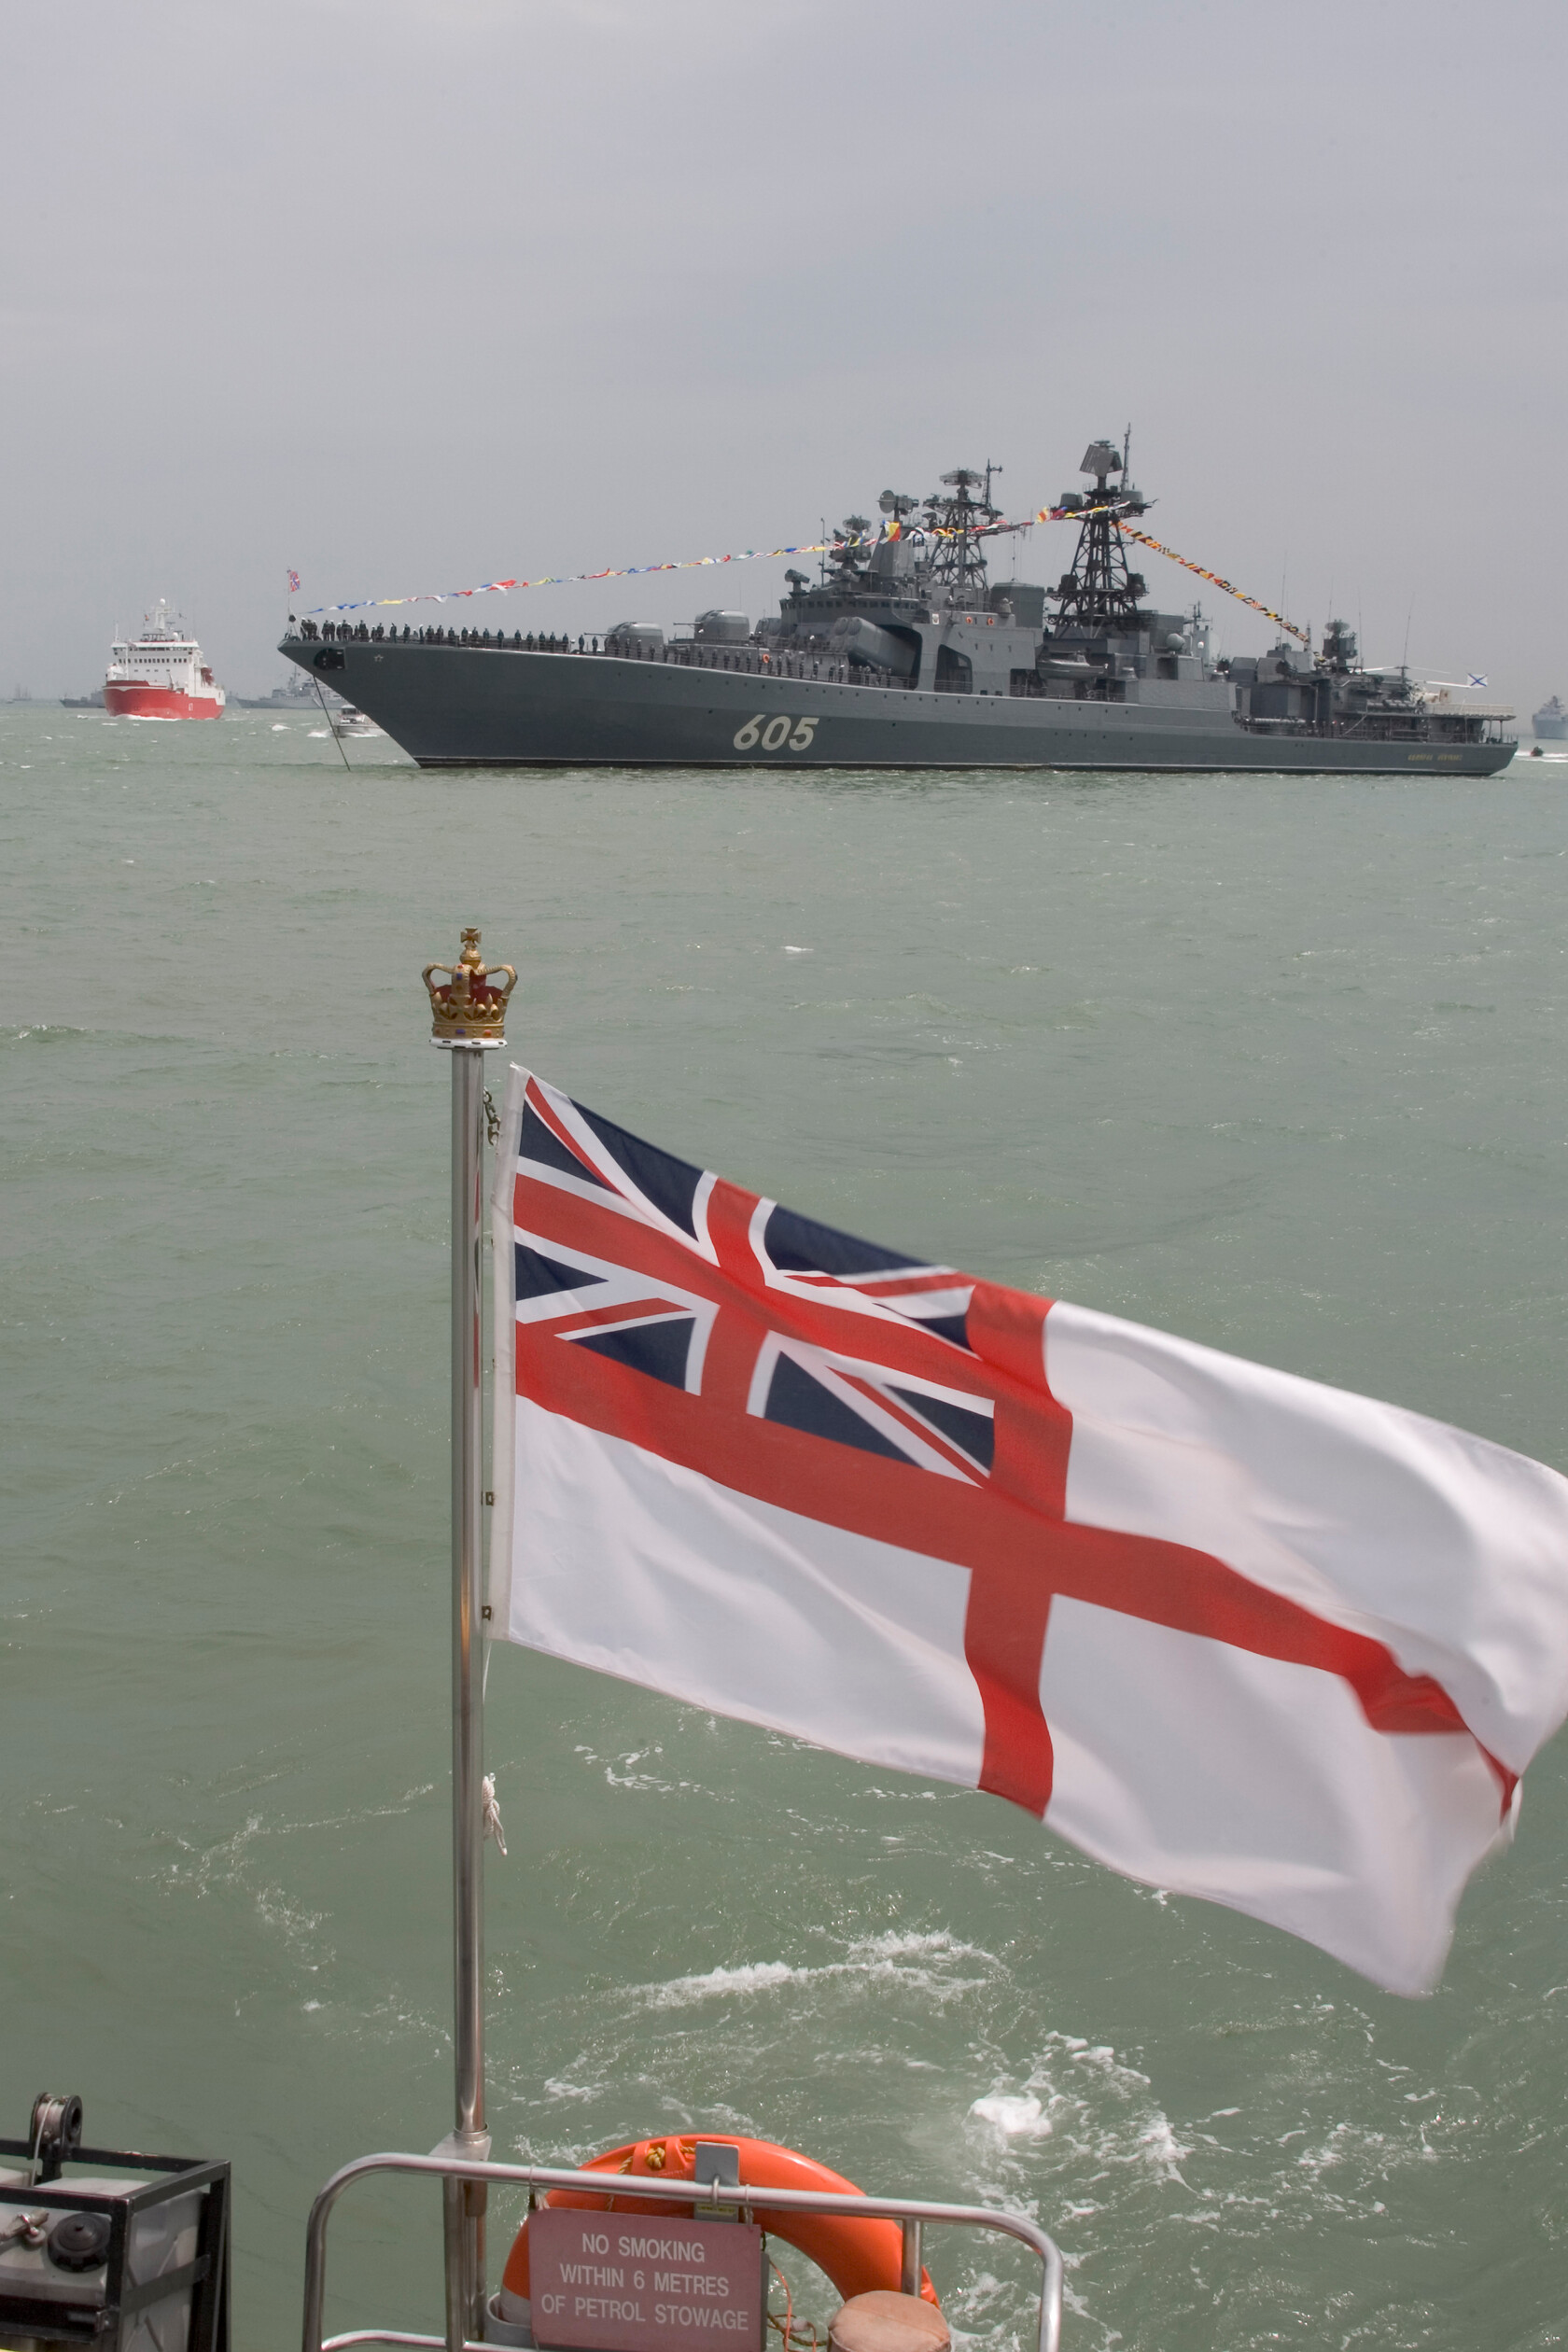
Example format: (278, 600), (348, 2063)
(282, 441), (1514, 773)
(1533, 694), (1566, 740)
(105, 603), (226, 720)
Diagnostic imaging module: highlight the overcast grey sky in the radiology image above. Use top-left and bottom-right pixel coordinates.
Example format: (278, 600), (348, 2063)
(3, 0), (1563, 702)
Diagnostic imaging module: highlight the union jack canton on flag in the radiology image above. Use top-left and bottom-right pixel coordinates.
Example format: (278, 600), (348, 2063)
(488, 1068), (1568, 1994)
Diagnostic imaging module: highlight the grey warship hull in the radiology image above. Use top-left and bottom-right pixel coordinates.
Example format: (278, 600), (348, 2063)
(278, 639), (1523, 776)
(280, 638), (1514, 774)
(284, 437), (1516, 775)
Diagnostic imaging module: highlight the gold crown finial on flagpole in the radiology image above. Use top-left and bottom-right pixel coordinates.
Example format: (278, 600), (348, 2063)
(423, 926), (516, 1047)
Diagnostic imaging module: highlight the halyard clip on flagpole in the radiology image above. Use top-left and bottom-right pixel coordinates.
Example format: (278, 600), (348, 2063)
(422, 930), (516, 2352)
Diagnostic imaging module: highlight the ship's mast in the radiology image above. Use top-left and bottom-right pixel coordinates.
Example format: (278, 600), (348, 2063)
(922, 466), (1001, 604)
(1051, 438), (1149, 633)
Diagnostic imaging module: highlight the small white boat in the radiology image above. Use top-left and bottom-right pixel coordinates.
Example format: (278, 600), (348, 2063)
(329, 705), (383, 739)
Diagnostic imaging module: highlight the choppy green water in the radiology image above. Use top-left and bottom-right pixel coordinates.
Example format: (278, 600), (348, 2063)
(4, 707), (1567, 2352)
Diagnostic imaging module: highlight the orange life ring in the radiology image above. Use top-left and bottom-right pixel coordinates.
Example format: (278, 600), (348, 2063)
(501, 2135), (939, 2314)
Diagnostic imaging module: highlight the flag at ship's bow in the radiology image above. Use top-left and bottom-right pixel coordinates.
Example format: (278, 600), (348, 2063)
(488, 1068), (1568, 1994)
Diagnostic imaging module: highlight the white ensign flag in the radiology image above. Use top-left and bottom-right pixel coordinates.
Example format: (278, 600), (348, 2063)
(489, 1070), (1568, 1993)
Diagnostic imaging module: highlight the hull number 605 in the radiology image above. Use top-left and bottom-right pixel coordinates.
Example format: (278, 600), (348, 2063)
(734, 714), (818, 751)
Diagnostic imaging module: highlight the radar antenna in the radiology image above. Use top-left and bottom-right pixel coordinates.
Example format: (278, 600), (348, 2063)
(1050, 434), (1150, 631)
(828, 517), (873, 581)
(921, 466), (1002, 603)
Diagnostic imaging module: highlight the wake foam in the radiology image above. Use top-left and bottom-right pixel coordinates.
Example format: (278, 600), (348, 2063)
(636, 1930), (995, 2010)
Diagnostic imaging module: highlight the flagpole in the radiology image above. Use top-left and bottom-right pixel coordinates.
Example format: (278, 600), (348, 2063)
(423, 931), (516, 2352)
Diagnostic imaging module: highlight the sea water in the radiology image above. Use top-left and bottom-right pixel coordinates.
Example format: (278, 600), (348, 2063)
(3, 707), (1566, 2352)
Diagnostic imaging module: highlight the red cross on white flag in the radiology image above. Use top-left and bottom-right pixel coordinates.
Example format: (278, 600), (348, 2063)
(488, 1070), (1568, 1993)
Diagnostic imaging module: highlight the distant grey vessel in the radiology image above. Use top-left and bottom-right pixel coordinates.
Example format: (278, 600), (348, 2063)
(1533, 695), (1566, 740)
(282, 441), (1516, 774)
(233, 674), (322, 709)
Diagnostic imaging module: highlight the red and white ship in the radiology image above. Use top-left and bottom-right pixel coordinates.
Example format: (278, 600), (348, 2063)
(104, 602), (227, 719)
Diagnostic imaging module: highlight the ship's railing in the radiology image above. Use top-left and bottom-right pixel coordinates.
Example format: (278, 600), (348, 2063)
(1237, 712), (1515, 743)
(302, 2152), (1063, 2352)
(282, 622), (899, 692)
(620, 645), (902, 690)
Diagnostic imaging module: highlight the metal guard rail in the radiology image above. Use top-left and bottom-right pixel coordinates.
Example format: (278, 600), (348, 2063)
(304, 2152), (1063, 2352)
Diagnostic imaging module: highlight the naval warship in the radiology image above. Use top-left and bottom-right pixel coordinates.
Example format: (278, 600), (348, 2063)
(281, 441), (1516, 774)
